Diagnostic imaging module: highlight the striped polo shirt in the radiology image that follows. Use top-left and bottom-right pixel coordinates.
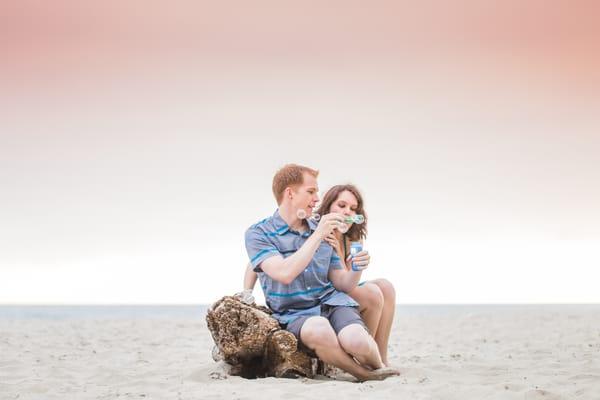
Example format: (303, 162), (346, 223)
(244, 209), (359, 324)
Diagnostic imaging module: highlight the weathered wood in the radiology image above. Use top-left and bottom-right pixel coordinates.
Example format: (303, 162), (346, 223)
(206, 295), (317, 379)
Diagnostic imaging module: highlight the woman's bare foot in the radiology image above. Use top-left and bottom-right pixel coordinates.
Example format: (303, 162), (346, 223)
(359, 366), (400, 382)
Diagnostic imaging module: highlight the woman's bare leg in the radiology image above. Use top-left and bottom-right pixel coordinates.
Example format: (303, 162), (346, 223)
(370, 278), (396, 366)
(348, 283), (384, 337)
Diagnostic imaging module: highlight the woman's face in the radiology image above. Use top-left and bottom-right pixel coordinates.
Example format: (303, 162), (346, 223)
(329, 190), (359, 222)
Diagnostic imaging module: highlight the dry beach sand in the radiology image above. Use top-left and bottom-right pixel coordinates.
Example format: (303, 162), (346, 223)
(1, 305), (599, 399)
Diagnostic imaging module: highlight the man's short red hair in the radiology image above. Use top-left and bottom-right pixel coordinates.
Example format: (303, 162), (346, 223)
(272, 164), (319, 205)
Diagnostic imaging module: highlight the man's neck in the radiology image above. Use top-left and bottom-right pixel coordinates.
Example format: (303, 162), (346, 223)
(278, 205), (307, 232)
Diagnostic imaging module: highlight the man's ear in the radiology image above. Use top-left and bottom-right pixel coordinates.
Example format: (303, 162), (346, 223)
(285, 187), (294, 200)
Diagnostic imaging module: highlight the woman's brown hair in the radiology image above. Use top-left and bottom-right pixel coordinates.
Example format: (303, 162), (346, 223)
(314, 184), (368, 242)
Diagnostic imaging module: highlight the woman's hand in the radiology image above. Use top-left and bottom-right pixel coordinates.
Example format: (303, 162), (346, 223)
(324, 232), (343, 258)
(347, 250), (370, 270)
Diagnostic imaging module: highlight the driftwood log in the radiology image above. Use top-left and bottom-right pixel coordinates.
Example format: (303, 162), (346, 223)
(206, 295), (336, 379)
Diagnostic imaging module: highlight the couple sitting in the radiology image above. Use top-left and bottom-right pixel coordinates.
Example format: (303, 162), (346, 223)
(243, 163), (400, 381)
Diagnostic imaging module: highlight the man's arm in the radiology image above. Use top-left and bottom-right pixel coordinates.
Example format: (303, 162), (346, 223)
(234, 262), (257, 304)
(243, 262), (258, 290)
(259, 232), (323, 284)
(246, 213), (344, 285)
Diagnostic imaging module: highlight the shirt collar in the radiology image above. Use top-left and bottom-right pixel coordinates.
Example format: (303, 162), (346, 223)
(272, 209), (290, 235)
(272, 209), (317, 235)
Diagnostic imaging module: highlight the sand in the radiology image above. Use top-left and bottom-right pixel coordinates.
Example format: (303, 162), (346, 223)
(1, 305), (599, 399)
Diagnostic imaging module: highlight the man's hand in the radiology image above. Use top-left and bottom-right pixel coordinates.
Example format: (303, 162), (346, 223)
(234, 289), (255, 304)
(315, 213), (345, 239)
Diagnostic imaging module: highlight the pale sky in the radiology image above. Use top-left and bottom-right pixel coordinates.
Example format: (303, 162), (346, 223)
(1, 0), (599, 304)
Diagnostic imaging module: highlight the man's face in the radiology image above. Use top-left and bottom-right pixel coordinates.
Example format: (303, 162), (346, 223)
(290, 172), (320, 219)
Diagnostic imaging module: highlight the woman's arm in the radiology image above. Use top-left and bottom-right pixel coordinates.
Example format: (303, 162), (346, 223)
(324, 233), (350, 270)
(329, 238), (371, 292)
(243, 262), (258, 290)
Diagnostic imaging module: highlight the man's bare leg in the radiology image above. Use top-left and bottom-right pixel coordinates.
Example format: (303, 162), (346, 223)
(337, 324), (384, 370)
(300, 317), (397, 381)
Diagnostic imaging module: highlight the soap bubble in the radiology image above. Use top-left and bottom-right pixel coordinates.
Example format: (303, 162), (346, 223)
(311, 213), (321, 221)
(296, 209), (307, 219)
(353, 215), (365, 224)
(343, 215), (365, 225)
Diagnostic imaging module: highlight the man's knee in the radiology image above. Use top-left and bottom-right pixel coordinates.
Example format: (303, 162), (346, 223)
(373, 278), (396, 303)
(300, 316), (338, 349)
(337, 324), (372, 356)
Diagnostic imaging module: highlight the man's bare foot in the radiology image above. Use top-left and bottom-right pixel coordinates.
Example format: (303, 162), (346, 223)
(359, 366), (400, 382)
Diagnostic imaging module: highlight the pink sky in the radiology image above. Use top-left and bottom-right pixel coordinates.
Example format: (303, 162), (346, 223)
(2, 1), (599, 94)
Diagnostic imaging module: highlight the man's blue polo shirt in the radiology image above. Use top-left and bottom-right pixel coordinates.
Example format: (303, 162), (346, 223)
(244, 209), (359, 324)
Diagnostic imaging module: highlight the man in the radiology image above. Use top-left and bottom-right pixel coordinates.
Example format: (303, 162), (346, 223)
(244, 164), (399, 381)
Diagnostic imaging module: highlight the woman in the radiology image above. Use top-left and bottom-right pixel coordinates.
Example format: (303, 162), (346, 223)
(241, 184), (396, 367)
